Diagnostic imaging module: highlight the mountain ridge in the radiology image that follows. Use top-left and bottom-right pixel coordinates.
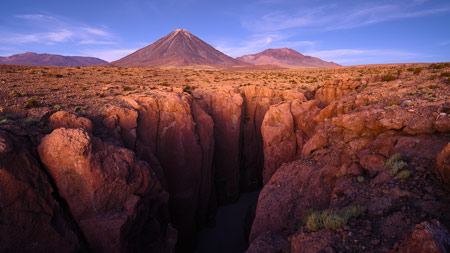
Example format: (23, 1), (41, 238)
(236, 48), (340, 68)
(0, 52), (107, 66)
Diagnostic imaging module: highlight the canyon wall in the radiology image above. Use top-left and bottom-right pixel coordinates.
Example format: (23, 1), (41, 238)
(2, 75), (450, 252)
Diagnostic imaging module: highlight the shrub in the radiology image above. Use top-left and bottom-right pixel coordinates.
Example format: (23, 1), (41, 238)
(413, 68), (423, 75)
(385, 153), (408, 177)
(429, 63), (450, 69)
(25, 118), (40, 126)
(381, 74), (396, 82)
(322, 210), (347, 230)
(123, 86), (132, 91)
(397, 170), (411, 179)
(357, 176), (364, 183)
(306, 211), (323, 231)
(26, 97), (39, 108)
(81, 86), (87, 91)
(386, 99), (402, 106)
(440, 72), (450, 77)
(303, 205), (366, 232)
(53, 105), (61, 110)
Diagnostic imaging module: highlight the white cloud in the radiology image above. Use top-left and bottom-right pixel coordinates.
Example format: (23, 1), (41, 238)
(244, 1), (450, 32)
(305, 49), (420, 65)
(80, 49), (138, 62)
(2, 14), (115, 46)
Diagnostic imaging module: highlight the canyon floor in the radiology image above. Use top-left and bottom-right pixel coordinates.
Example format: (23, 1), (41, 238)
(1, 63), (450, 252)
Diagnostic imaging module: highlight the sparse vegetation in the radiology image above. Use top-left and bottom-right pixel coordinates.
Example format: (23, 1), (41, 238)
(26, 97), (39, 108)
(381, 74), (396, 82)
(357, 176), (364, 183)
(384, 153), (408, 177)
(413, 67), (423, 75)
(302, 205), (366, 232)
(25, 118), (40, 126)
(123, 86), (132, 91)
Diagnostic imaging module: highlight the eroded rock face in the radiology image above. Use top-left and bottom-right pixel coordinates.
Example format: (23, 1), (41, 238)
(437, 143), (450, 185)
(261, 100), (320, 184)
(315, 79), (361, 107)
(193, 89), (244, 203)
(261, 102), (296, 184)
(122, 92), (215, 250)
(49, 110), (93, 132)
(38, 128), (173, 252)
(246, 231), (288, 253)
(249, 160), (336, 243)
(398, 220), (450, 253)
(0, 130), (84, 252)
(240, 86), (274, 191)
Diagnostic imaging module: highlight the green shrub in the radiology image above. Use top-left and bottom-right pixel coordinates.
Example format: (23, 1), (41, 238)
(123, 86), (132, 91)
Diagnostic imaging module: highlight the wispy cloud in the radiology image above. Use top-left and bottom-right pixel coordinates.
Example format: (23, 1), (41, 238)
(305, 49), (420, 65)
(1, 14), (115, 46)
(80, 48), (138, 62)
(244, 1), (450, 32)
(215, 33), (315, 57)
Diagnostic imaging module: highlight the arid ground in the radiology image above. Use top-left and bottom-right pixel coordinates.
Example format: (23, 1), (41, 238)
(1, 63), (450, 252)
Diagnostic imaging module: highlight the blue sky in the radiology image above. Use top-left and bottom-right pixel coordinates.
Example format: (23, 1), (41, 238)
(0, 0), (449, 65)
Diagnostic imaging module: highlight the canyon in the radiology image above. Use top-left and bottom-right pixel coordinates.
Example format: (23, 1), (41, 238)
(1, 63), (450, 252)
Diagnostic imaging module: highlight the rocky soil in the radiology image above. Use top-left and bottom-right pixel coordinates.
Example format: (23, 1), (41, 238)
(1, 63), (450, 252)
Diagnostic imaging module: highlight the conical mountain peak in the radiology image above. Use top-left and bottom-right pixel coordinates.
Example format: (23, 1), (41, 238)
(111, 30), (247, 68)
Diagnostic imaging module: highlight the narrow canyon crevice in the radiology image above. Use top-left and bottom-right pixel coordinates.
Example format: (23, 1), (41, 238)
(3, 72), (450, 252)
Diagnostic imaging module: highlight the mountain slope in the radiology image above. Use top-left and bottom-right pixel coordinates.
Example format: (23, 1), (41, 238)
(0, 52), (107, 66)
(236, 48), (340, 68)
(111, 29), (247, 68)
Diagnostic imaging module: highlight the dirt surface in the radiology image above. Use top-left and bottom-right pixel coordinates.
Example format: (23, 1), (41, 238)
(1, 62), (450, 252)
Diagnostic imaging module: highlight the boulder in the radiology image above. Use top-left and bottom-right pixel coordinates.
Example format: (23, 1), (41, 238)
(261, 102), (297, 184)
(49, 110), (93, 132)
(0, 130), (84, 252)
(398, 220), (450, 253)
(249, 160), (336, 243)
(246, 232), (288, 253)
(38, 128), (173, 252)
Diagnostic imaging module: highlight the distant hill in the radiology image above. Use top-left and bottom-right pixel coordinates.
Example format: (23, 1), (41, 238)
(0, 52), (107, 66)
(111, 29), (248, 68)
(236, 48), (340, 68)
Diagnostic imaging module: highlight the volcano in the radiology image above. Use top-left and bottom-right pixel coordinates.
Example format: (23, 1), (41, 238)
(111, 29), (247, 68)
(236, 48), (340, 68)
